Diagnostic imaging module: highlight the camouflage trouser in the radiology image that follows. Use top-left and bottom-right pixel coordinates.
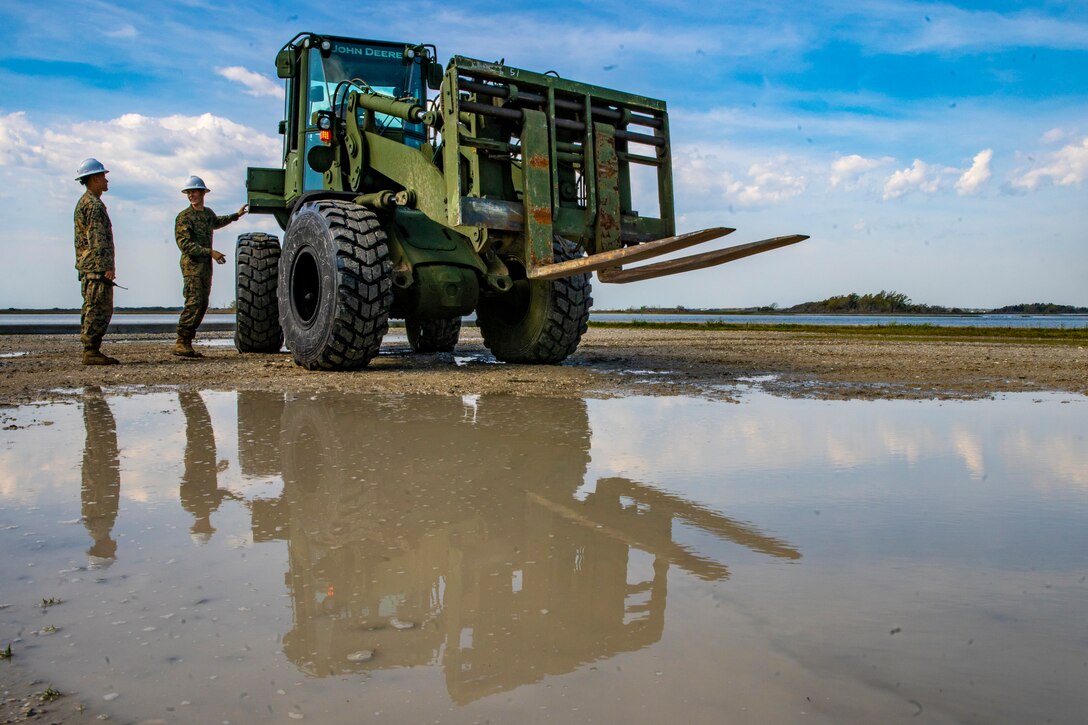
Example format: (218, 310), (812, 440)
(176, 267), (212, 340)
(80, 277), (114, 350)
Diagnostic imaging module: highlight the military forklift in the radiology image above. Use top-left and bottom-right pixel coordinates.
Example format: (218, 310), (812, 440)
(235, 33), (806, 369)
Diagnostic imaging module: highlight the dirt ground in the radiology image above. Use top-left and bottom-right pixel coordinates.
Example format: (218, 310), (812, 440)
(1, 326), (1084, 406)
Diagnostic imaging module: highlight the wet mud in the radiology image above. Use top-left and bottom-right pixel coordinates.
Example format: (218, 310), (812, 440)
(0, 326), (1084, 407)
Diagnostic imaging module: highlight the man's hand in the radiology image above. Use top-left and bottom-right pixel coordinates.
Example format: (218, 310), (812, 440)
(237, 204), (248, 217)
(211, 250), (226, 265)
(104, 270), (116, 281)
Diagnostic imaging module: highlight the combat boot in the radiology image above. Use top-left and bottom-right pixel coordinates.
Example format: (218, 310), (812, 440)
(83, 348), (120, 366)
(173, 336), (202, 358)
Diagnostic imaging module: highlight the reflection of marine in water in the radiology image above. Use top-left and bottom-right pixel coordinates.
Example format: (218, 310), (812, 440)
(81, 388), (120, 567)
(178, 391), (232, 544)
(241, 392), (800, 703)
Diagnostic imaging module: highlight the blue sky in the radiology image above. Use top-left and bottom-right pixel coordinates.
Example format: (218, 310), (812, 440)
(1, 0), (1085, 310)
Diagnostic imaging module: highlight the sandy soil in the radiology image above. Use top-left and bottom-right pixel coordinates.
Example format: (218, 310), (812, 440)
(1, 326), (1084, 406)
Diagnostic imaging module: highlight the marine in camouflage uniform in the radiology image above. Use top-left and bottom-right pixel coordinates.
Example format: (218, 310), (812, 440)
(173, 176), (246, 357)
(73, 160), (120, 365)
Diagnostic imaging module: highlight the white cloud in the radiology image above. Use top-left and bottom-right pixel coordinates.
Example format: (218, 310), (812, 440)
(674, 148), (721, 187)
(420, 11), (792, 76)
(1014, 136), (1088, 190)
(883, 159), (945, 200)
(675, 148), (808, 209)
(1040, 128), (1066, 144)
(727, 159), (807, 207)
(104, 24), (138, 39)
(955, 149), (993, 196)
(868, 4), (1088, 54)
(830, 154), (895, 190)
(1009, 430), (1088, 492)
(216, 66), (282, 99)
(0, 112), (46, 167)
(0, 111), (281, 198)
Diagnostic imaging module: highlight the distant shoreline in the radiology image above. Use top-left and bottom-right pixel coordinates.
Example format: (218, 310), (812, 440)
(4, 308), (1087, 316)
(594, 309), (1088, 316)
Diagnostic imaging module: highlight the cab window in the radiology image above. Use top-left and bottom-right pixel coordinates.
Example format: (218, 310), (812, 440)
(301, 42), (426, 191)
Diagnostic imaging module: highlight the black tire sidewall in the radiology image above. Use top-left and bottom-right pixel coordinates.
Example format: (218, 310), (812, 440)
(278, 205), (338, 366)
(278, 201), (392, 370)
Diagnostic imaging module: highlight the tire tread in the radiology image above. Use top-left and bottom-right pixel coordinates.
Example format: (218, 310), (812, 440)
(290, 201), (392, 371)
(479, 237), (592, 364)
(235, 232), (283, 353)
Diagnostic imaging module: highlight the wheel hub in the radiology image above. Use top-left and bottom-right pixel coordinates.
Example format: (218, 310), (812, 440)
(291, 248), (320, 326)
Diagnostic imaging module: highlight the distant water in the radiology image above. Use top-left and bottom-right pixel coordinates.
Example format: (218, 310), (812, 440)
(0, 313), (235, 325)
(1, 312), (1086, 331)
(0, 312), (236, 333)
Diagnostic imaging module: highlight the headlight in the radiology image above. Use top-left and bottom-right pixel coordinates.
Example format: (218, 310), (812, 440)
(316, 111), (335, 143)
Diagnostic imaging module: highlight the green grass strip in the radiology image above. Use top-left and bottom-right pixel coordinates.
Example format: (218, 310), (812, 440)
(589, 320), (1088, 342)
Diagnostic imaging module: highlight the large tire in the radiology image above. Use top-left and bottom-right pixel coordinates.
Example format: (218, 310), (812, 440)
(278, 200), (393, 371)
(235, 232), (283, 353)
(406, 316), (461, 353)
(477, 236), (592, 364)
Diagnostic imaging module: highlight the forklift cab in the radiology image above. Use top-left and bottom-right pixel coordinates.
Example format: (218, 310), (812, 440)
(281, 34), (430, 192)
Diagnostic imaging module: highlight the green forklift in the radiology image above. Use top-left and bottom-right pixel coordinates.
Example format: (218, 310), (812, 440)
(235, 33), (806, 369)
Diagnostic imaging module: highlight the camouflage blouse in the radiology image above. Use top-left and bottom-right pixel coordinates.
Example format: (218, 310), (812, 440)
(73, 191), (115, 278)
(175, 207), (239, 275)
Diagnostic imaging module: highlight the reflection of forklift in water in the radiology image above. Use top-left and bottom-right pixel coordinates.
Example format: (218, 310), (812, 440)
(238, 392), (800, 703)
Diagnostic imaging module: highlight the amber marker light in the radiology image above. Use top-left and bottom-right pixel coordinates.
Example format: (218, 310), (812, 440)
(317, 111), (335, 143)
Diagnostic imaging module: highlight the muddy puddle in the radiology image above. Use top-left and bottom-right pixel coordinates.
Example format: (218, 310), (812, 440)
(1, 389), (1086, 723)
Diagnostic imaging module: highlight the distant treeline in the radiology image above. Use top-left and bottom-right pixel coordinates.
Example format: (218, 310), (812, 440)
(609, 291), (1088, 315)
(4, 294), (1087, 316)
(784, 291), (955, 314)
(988, 302), (1088, 314)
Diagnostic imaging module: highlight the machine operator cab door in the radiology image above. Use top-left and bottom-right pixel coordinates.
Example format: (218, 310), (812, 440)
(282, 35), (428, 195)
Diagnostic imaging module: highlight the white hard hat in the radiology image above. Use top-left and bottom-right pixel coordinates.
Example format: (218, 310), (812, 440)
(181, 175), (211, 192)
(75, 158), (109, 181)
